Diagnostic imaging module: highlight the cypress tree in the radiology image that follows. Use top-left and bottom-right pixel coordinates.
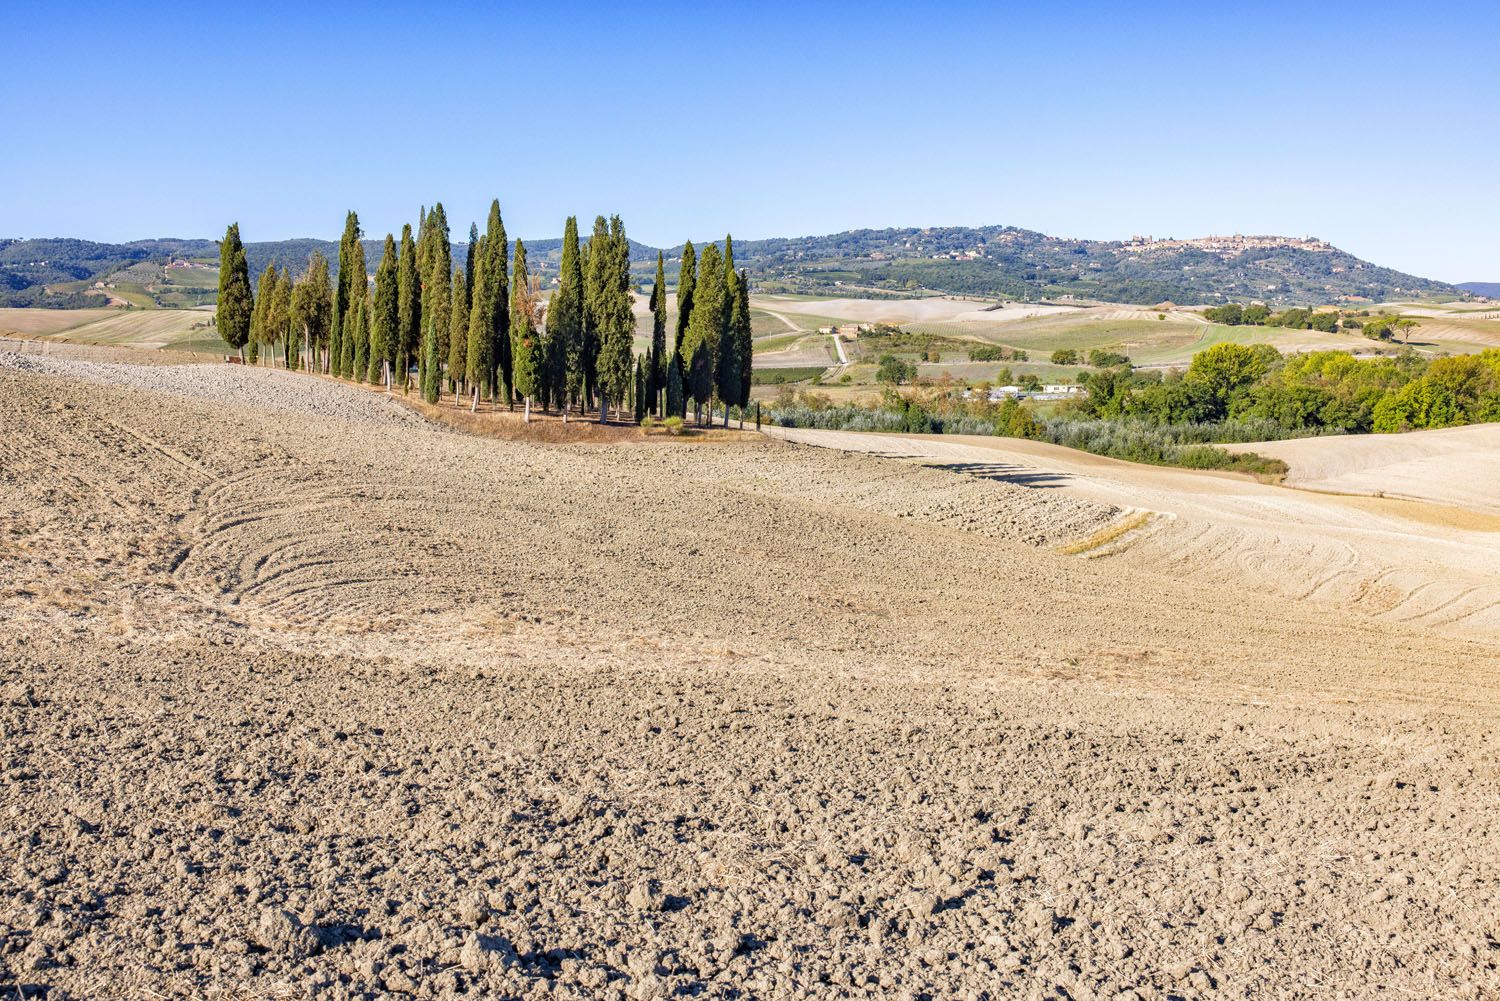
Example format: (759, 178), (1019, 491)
(716, 237), (739, 425)
(595, 216), (635, 423)
(549, 216), (586, 416)
(633, 356), (647, 423)
(648, 252), (667, 412)
(269, 266), (293, 368)
(466, 237), (493, 403)
(352, 288), (370, 383)
(251, 264), (276, 365)
(509, 239), (540, 421)
(425, 204), (451, 376)
(681, 242), (724, 424)
(341, 298), (361, 382)
(448, 266), (467, 397)
(215, 223), (253, 360)
(582, 215), (611, 409)
(675, 240), (696, 356)
(371, 235), (398, 386)
(332, 211), (362, 377)
(666, 351), (684, 418)
(396, 224), (420, 392)
(481, 201), (510, 402)
(420, 309), (441, 403)
(733, 267), (753, 416)
(292, 251), (333, 370)
(464, 223), (478, 313)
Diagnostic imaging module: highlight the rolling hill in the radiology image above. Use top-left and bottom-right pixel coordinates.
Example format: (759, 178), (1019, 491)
(2, 225), (1467, 309)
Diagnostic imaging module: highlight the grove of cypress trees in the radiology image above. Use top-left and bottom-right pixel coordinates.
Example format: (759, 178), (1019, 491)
(675, 240), (696, 357)
(466, 238), (493, 404)
(509, 239), (540, 421)
(396, 224), (420, 392)
(448, 266), (467, 397)
(550, 216), (585, 417)
(371, 235), (398, 386)
(595, 216), (635, 424)
(216, 223), (253, 361)
(682, 241), (724, 424)
(481, 201), (510, 402)
(648, 251), (667, 413)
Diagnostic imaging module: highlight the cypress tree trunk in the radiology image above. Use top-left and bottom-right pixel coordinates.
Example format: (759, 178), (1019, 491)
(524, 396), (531, 423)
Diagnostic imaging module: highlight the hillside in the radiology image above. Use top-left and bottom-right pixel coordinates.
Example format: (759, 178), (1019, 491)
(2, 226), (1465, 309)
(1458, 281), (1500, 298)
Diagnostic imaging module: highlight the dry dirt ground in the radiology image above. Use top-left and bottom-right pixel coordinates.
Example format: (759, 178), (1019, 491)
(2, 344), (1498, 1000)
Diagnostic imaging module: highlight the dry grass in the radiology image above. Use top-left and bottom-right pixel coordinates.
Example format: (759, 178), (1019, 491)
(1055, 510), (1155, 555)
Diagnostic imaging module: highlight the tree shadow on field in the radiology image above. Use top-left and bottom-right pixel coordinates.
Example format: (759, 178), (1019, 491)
(925, 461), (1072, 489)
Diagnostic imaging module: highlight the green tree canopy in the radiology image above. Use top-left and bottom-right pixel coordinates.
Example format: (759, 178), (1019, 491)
(216, 222), (253, 355)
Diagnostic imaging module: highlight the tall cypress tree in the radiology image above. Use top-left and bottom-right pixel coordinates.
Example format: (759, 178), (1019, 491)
(251, 263), (276, 365)
(548, 216), (585, 416)
(582, 215), (611, 410)
(342, 298), (361, 382)
(420, 309), (441, 403)
(396, 224), (420, 392)
(481, 201), (510, 402)
(681, 242), (724, 423)
(733, 267), (753, 415)
(595, 216), (635, 423)
(675, 240), (696, 357)
(216, 223), (253, 360)
(292, 251), (333, 370)
(509, 239), (541, 421)
(647, 252), (667, 413)
(666, 351), (685, 418)
(352, 287), (370, 383)
(371, 234), (398, 386)
(332, 211), (362, 377)
(465, 237), (493, 403)
(716, 237), (740, 424)
(425, 203), (451, 376)
(269, 266), (293, 368)
(448, 266), (467, 396)
(464, 222), (478, 314)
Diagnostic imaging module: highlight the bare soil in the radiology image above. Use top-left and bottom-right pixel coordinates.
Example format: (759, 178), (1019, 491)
(2, 345), (1498, 1000)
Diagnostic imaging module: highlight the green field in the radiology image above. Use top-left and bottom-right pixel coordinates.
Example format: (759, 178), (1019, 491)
(0, 307), (220, 351)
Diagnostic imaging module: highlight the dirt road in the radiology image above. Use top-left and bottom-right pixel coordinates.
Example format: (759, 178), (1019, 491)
(3, 346), (1498, 999)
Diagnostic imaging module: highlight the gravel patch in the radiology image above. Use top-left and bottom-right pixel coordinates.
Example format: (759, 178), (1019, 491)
(0, 348), (419, 427)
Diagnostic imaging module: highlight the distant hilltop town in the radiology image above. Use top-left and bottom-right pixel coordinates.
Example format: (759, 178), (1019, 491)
(1120, 234), (1335, 254)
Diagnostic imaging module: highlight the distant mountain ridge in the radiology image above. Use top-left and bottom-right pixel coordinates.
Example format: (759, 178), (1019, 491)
(1, 225), (1466, 309)
(1457, 281), (1500, 298)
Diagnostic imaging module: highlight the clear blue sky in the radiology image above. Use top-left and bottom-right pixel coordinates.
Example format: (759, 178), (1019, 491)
(5, 1), (1496, 281)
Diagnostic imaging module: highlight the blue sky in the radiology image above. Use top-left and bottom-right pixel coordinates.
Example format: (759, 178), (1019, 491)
(4, 1), (1496, 280)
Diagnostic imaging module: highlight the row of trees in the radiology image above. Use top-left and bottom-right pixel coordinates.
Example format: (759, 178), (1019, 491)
(1203, 301), (1420, 339)
(1078, 342), (1500, 432)
(216, 206), (756, 424)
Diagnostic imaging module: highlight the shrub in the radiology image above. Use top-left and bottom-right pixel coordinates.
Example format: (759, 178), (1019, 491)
(1051, 348), (1079, 365)
(640, 415), (656, 430)
(1088, 349), (1130, 367)
(662, 415), (684, 435)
